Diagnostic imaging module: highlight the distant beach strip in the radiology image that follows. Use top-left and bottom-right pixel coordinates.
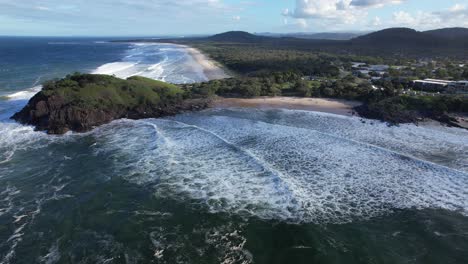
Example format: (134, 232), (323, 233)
(213, 97), (361, 117)
(185, 46), (230, 80)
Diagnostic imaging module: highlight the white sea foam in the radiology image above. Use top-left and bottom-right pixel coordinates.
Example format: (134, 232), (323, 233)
(149, 222), (252, 264)
(89, 43), (208, 83)
(0, 164), (73, 264)
(38, 240), (61, 264)
(204, 108), (468, 171)
(93, 109), (468, 224)
(91, 62), (138, 77)
(4, 85), (42, 101)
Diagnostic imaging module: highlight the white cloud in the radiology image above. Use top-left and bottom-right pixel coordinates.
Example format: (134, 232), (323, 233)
(296, 18), (308, 29)
(390, 4), (468, 29)
(392, 11), (416, 25)
(0, 0), (253, 35)
(371, 16), (381, 26)
(283, 0), (405, 29)
(232, 15), (241, 21)
(350, 0), (405, 8)
(285, 0), (364, 27)
(35, 6), (50, 11)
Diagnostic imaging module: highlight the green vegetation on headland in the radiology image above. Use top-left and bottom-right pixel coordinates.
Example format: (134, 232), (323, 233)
(12, 74), (209, 134)
(356, 96), (468, 126)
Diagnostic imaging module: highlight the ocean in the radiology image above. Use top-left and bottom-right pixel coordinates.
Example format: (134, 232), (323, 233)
(0, 37), (467, 264)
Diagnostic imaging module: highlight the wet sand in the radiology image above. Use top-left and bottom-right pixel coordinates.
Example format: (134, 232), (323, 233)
(213, 97), (362, 117)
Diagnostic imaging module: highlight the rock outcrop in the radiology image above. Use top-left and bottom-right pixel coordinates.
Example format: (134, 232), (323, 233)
(12, 74), (211, 134)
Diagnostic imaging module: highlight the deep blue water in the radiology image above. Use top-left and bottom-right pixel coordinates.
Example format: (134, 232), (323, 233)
(0, 37), (131, 95)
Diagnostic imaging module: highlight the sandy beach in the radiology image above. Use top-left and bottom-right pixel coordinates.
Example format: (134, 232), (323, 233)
(185, 47), (230, 80)
(213, 97), (362, 117)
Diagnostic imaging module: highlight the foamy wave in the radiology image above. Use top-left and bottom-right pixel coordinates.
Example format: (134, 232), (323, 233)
(208, 108), (468, 171)
(0, 124), (46, 165)
(4, 86), (42, 101)
(89, 43), (208, 83)
(0, 157), (74, 263)
(91, 62), (138, 77)
(91, 110), (468, 224)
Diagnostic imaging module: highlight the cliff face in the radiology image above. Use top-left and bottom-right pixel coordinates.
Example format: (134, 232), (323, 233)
(12, 74), (210, 134)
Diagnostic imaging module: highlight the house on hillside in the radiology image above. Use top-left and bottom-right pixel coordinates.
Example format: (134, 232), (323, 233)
(447, 81), (468, 94)
(413, 79), (449, 92)
(368, 65), (389, 72)
(413, 79), (468, 94)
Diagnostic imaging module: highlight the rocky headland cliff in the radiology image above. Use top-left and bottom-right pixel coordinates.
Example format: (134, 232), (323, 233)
(12, 74), (210, 134)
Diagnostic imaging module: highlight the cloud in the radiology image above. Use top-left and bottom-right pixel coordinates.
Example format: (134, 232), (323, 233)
(0, 0), (252, 35)
(371, 16), (382, 26)
(391, 4), (468, 29)
(350, 0), (404, 8)
(35, 6), (50, 11)
(232, 15), (241, 21)
(283, 0), (362, 23)
(282, 0), (405, 28)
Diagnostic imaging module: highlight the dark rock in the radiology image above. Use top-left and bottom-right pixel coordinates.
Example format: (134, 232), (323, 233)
(12, 93), (211, 134)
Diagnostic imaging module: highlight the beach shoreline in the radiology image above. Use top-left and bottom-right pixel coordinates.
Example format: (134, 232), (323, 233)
(184, 46), (230, 81)
(125, 42), (230, 81)
(212, 96), (362, 117)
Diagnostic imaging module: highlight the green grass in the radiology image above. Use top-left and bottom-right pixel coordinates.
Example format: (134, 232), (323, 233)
(41, 73), (184, 109)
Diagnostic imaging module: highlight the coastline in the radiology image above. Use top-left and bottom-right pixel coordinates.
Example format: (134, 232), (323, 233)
(213, 97), (361, 117)
(185, 47), (230, 81)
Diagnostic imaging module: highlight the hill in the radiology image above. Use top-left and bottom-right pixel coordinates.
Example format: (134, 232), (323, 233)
(115, 27), (468, 58)
(207, 31), (268, 43)
(202, 27), (467, 57)
(258, 32), (364, 40)
(12, 74), (209, 134)
(424, 27), (468, 39)
(351, 28), (445, 47)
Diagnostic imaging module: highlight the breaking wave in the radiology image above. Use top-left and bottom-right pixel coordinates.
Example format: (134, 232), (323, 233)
(91, 43), (207, 83)
(92, 109), (468, 224)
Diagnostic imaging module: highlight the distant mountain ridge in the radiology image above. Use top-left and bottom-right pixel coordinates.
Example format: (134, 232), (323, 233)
(423, 27), (468, 39)
(118, 27), (468, 58)
(208, 27), (468, 43)
(351, 28), (443, 46)
(198, 27), (467, 57)
(349, 27), (468, 53)
(207, 31), (268, 43)
(257, 32), (364, 40)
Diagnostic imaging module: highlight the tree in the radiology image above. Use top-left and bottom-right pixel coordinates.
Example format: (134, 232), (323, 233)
(295, 80), (312, 97)
(435, 68), (448, 79)
(462, 68), (468, 79)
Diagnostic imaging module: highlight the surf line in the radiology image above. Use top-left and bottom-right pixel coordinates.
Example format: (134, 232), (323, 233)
(156, 118), (311, 210)
(207, 112), (468, 176)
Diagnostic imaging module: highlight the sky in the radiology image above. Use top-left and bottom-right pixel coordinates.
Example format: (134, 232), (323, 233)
(0, 0), (467, 36)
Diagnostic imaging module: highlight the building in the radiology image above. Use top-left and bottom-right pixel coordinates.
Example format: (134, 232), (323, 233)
(368, 65), (389, 72)
(352, 63), (389, 76)
(413, 79), (449, 92)
(413, 79), (468, 94)
(351, 62), (366, 69)
(447, 81), (468, 94)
